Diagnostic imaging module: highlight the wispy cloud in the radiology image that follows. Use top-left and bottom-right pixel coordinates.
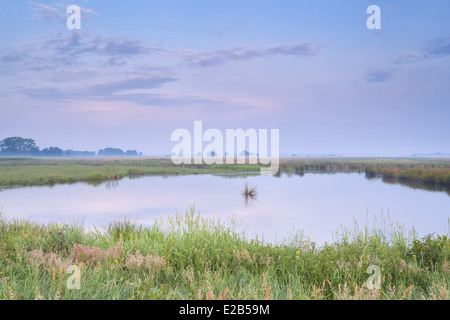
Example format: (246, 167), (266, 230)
(0, 25), (323, 109)
(22, 75), (177, 101)
(1, 30), (321, 76)
(29, 1), (66, 23)
(183, 43), (321, 67)
(17, 72), (227, 107)
(386, 6), (399, 12)
(0, 32), (165, 74)
(362, 38), (449, 84)
(365, 69), (396, 84)
(394, 37), (450, 65)
(29, 1), (97, 24)
(422, 37), (450, 59)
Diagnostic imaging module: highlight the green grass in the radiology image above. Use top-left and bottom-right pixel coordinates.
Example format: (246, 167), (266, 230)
(1, 157), (450, 195)
(0, 157), (262, 189)
(1, 157), (450, 182)
(366, 165), (450, 187)
(0, 207), (448, 300)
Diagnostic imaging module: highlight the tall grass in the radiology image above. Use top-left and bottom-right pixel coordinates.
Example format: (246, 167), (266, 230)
(0, 207), (448, 300)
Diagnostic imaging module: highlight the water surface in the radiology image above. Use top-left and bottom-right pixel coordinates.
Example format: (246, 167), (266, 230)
(0, 173), (448, 244)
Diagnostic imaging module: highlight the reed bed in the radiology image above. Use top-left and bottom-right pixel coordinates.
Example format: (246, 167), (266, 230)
(365, 166), (450, 187)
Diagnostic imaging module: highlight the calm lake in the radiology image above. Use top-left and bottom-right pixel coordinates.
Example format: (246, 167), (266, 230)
(0, 173), (449, 245)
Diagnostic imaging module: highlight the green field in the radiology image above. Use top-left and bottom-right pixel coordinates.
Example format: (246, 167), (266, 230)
(0, 207), (448, 300)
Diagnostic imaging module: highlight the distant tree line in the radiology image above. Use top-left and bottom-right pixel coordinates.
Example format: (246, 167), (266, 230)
(0, 137), (142, 157)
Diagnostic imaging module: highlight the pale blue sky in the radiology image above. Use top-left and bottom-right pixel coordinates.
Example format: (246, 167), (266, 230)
(0, 1), (449, 156)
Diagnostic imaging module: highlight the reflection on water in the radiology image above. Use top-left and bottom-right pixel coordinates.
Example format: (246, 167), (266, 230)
(0, 173), (448, 244)
(364, 175), (450, 197)
(104, 180), (119, 190)
(217, 170), (450, 197)
(384, 178), (450, 197)
(241, 182), (258, 206)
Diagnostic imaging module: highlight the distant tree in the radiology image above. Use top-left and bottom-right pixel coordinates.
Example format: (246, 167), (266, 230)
(40, 147), (64, 157)
(64, 150), (96, 157)
(239, 150), (251, 157)
(0, 137), (40, 155)
(125, 150), (138, 156)
(98, 148), (125, 157)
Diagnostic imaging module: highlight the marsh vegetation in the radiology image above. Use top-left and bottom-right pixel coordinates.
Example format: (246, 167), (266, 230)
(0, 157), (449, 300)
(1, 157), (450, 194)
(0, 207), (448, 300)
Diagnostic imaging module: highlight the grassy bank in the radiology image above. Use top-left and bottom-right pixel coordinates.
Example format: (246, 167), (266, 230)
(275, 158), (450, 192)
(365, 165), (450, 187)
(0, 207), (448, 300)
(1, 157), (450, 191)
(0, 157), (261, 188)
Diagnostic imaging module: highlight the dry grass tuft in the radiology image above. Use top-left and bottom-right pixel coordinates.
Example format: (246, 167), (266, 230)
(420, 282), (448, 300)
(234, 249), (255, 264)
(218, 287), (230, 300)
(125, 250), (167, 272)
(28, 249), (72, 270)
(337, 282), (380, 300)
(70, 242), (123, 265)
(205, 285), (216, 300)
(125, 250), (144, 270)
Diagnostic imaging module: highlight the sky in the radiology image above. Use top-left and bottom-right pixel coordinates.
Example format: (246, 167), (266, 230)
(0, 0), (449, 156)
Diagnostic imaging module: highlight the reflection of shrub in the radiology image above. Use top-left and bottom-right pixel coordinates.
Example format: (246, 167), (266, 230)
(382, 169), (397, 179)
(241, 182), (257, 199)
(408, 234), (449, 269)
(365, 165), (377, 176)
(127, 168), (142, 176)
